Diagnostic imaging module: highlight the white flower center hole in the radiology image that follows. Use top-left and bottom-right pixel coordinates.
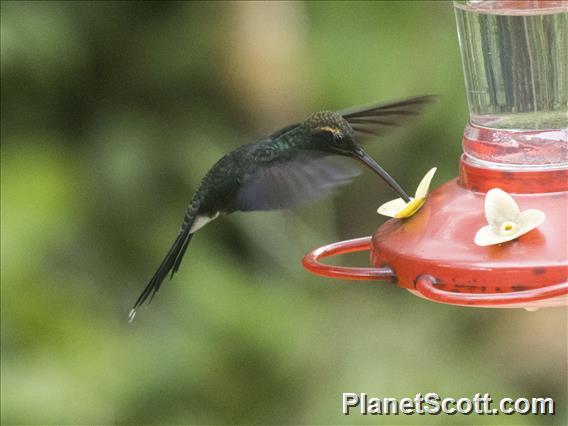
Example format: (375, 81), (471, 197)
(499, 221), (518, 236)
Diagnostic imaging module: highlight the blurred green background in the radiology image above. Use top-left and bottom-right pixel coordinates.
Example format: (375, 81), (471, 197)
(1, 1), (566, 424)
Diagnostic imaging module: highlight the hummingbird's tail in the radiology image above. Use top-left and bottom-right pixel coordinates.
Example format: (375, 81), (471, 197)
(128, 206), (198, 322)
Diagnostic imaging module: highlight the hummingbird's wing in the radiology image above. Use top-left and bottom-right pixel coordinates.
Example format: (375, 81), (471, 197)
(339, 95), (436, 140)
(234, 151), (361, 211)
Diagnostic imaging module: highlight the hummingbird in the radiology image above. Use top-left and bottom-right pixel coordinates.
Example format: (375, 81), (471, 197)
(129, 95), (434, 321)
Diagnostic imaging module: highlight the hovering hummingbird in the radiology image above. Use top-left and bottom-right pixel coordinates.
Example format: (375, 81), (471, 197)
(129, 95), (434, 321)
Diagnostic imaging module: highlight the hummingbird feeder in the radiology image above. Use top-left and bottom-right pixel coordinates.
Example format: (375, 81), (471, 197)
(303, 0), (568, 309)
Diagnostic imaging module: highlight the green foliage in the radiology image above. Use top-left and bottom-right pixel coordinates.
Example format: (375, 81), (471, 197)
(1, 1), (565, 424)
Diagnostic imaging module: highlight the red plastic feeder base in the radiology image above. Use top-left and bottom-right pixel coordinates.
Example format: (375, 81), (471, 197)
(303, 156), (568, 309)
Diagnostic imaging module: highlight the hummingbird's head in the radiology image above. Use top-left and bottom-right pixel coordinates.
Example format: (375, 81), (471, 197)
(303, 110), (412, 202)
(303, 111), (360, 156)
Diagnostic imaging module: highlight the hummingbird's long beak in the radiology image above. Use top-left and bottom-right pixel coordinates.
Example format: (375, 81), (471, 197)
(352, 147), (411, 202)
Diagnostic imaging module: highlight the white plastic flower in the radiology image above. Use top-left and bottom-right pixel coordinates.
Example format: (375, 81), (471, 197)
(377, 168), (437, 218)
(474, 188), (545, 247)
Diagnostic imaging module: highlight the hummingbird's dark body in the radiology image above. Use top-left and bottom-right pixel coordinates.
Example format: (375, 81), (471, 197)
(129, 96), (434, 320)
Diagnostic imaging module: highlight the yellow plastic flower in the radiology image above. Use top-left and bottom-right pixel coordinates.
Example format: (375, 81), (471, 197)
(377, 168), (437, 218)
(474, 188), (545, 247)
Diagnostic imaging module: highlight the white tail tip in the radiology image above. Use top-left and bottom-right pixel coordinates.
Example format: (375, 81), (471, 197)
(128, 309), (137, 323)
